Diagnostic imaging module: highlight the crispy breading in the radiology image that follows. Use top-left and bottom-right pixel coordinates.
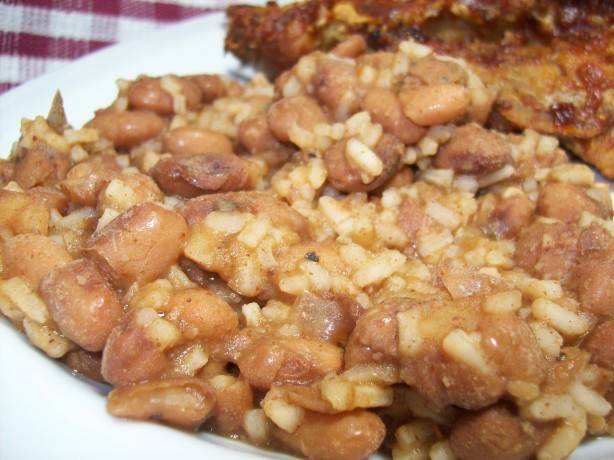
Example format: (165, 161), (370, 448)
(225, 0), (614, 178)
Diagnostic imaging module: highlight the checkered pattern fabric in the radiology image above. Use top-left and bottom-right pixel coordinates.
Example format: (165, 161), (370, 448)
(0, 0), (236, 93)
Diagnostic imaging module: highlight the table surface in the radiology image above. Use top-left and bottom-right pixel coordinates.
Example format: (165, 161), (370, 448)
(0, 0), (241, 94)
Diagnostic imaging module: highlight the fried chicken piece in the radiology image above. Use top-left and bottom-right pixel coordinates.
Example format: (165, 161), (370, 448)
(225, 0), (614, 178)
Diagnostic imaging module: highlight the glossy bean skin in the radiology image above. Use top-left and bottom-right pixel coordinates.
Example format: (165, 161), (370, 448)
(62, 349), (104, 382)
(211, 378), (253, 434)
(312, 58), (365, 118)
(514, 222), (581, 283)
(40, 259), (123, 352)
(573, 254), (614, 315)
(87, 109), (165, 148)
(128, 76), (202, 114)
(107, 377), (216, 429)
(60, 157), (121, 207)
(82, 202), (188, 289)
(537, 182), (611, 223)
(166, 288), (238, 342)
(361, 88), (426, 145)
(433, 124), (511, 175)
(150, 152), (249, 198)
(267, 95), (328, 143)
(188, 74), (227, 103)
(399, 82), (470, 126)
(330, 35), (367, 58)
(272, 410), (386, 460)
(2, 234), (72, 288)
(408, 56), (467, 86)
(239, 113), (292, 166)
(163, 126), (234, 156)
(101, 308), (170, 385)
(449, 404), (552, 460)
(325, 133), (403, 193)
(237, 336), (343, 390)
(294, 291), (362, 346)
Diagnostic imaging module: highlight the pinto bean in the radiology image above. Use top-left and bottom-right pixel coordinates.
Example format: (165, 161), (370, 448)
(399, 82), (470, 126)
(312, 58), (365, 119)
(537, 182), (611, 223)
(40, 259), (123, 352)
(128, 76), (202, 114)
(347, 297), (546, 411)
(60, 158), (121, 207)
(344, 302), (399, 368)
(267, 95), (328, 143)
(330, 35), (367, 58)
(272, 410), (386, 460)
(582, 320), (614, 371)
(514, 222), (581, 283)
(86, 109), (164, 148)
(237, 336), (343, 390)
(150, 152), (249, 198)
(2, 234), (72, 288)
(0, 189), (49, 238)
(107, 377), (216, 429)
(180, 191), (310, 239)
(294, 291), (361, 346)
(178, 258), (245, 308)
(281, 384), (337, 414)
(361, 88), (426, 145)
(489, 194), (535, 239)
(239, 113), (292, 166)
(62, 349), (104, 382)
(210, 377), (253, 434)
(433, 124), (511, 174)
(399, 298), (545, 410)
(101, 308), (171, 385)
(165, 288), (238, 342)
(572, 254), (614, 315)
(188, 74), (227, 103)
(13, 141), (71, 188)
(29, 186), (70, 214)
(408, 56), (467, 86)
(163, 126), (233, 156)
(578, 224), (614, 255)
(82, 202), (188, 289)
(97, 173), (163, 213)
(325, 133), (403, 193)
(450, 404), (552, 460)
(440, 266), (507, 300)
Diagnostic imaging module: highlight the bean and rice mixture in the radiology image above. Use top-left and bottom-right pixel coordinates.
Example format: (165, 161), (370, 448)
(1, 36), (614, 460)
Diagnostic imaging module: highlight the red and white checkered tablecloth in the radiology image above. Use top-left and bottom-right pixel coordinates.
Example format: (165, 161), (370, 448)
(0, 0), (239, 94)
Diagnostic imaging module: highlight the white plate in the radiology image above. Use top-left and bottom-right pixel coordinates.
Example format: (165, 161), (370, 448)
(0, 8), (613, 460)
